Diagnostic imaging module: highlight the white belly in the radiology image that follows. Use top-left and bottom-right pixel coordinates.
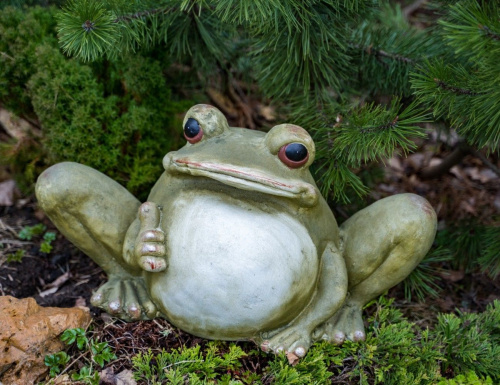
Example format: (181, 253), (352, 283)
(147, 193), (318, 339)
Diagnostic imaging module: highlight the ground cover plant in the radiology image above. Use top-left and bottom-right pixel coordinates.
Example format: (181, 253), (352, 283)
(0, 0), (499, 384)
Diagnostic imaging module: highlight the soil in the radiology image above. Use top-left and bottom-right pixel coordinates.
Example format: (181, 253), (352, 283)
(0, 203), (105, 313)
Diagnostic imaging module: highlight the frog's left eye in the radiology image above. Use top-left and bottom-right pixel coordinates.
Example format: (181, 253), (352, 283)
(184, 118), (203, 144)
(278, 143), (309, 168)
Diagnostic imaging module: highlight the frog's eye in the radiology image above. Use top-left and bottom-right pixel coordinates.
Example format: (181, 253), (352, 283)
(184, 118), (203, 144)
(278, 143), (309, 168)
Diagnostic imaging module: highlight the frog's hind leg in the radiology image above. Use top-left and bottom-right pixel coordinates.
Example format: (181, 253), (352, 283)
(36, 162), (157, 320)
(316, 193), (437, 344)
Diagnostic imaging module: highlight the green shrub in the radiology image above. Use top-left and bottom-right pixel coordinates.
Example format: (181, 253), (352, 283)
(128, 298), (500, 384)
(438, 371), (493, 385)
(132, 343), (248, 384)
(0, 6), (190, 199)
(436, 301), (500, 379)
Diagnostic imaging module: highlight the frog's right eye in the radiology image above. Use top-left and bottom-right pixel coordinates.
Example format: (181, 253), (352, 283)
(278, 143), (309, 168)
(184, 118), (203, 144)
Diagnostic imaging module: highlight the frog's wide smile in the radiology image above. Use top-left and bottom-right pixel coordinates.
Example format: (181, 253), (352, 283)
(167, 157), (318, 207)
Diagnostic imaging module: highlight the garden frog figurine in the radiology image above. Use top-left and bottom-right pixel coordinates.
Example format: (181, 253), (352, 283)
(36, 104), (437, 358)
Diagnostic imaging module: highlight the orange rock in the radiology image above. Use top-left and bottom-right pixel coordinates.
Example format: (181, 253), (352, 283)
(0, 296), (91, 385)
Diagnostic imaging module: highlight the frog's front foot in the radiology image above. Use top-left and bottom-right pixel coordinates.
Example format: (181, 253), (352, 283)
(136, 202), (167, 273)
(313, 303), (365, 345)
(91, 276), (158, 321)
(260, 326), (313, 358)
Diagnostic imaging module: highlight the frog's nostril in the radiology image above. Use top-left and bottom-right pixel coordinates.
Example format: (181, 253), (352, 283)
(184, 118), (203, 143)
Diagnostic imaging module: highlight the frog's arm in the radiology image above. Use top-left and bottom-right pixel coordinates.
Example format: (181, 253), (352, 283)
(262, 241), (347, 357)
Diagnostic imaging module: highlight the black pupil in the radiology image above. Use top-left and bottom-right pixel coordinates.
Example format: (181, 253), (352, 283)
(184, 118), (200, 138)
(285, 143), (308, 162)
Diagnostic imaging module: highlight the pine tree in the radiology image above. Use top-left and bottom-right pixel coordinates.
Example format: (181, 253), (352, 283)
(55, 0), (438, 199)
(54, 0), (499, 277)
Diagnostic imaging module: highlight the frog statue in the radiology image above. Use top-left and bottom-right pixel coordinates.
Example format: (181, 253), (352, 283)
(36, 104), (437, 358)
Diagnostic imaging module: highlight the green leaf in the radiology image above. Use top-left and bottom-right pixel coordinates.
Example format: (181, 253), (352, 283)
(44, 351), (70, 378)
(43, 231), (57, 242)
(6, 249), (26, 263)
(61, 328), (88, 350)
(18, 224), (46, 240)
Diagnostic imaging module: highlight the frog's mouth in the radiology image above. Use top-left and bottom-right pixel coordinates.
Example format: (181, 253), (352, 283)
(168, 157), (318, 207)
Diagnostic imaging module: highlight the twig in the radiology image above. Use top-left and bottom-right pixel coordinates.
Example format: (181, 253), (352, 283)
(469, 148), (500, 178)
(420, 141), (500, 179)
(353, 44), (415, 65)
(403, 0), (428, 19)
(374, 49), (414, 64)
(420, 142), (470, 179)
(0, 51), (15, 61)
(227, 79), (255, 129)
(0, 240), (32, 245)
(113, 7), (172, 23)
(480, 25), (500, 41)
(361, 116), (399, 133)
(433, 78), (487, 96)
(52, 351), (89, 382)
(164, 359), (203, 370)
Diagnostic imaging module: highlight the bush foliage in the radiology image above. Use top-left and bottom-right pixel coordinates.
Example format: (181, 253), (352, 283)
(0, 6), (189, 199)
(127, 298), (500, 384)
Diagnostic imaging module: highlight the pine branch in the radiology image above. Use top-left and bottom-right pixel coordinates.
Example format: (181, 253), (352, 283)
(480, 25), (500, 41)
(113, 7), (173, 23)
(411, 58), (500, 149)
(433, 78), (486, 96)
(440, 1), (500, 62)
(363, 45), (415, 65)
(350, 4), (443, 96)
(290, 96), (428, 202)
(478, 226), (500, 279)
(468, 147), (500, 178)
(360, 115), (399, 133)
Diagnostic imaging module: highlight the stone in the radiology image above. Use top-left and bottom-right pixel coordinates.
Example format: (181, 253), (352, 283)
(0, 296), (91, 385)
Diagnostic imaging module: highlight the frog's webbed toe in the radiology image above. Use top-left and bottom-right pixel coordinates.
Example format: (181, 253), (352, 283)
(91, 277), (157, 321)
(261, 327), (312, 358)
(314, 303), (366, 344)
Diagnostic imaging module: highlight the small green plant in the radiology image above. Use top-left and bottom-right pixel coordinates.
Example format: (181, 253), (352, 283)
(60, 327), (89, 350)
(71, 366), (100, 384)
(437, 371), (494, 385)
(45, 327), (116, 384)
(18, 224), (46, 240)
(40, 231), (56, 253)
(44, 351), (70, 377)
(6, 249), (26, 263)
(17, 224), (57, 254)
(132, 342), (247, 384)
